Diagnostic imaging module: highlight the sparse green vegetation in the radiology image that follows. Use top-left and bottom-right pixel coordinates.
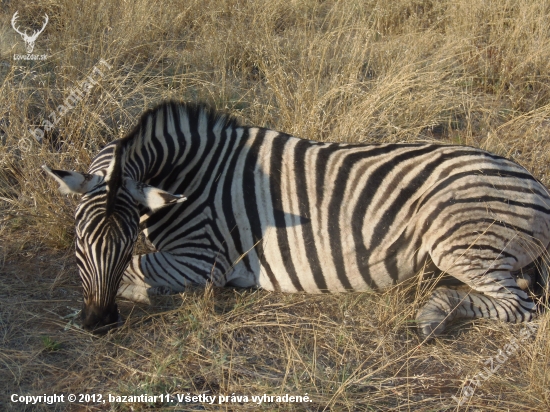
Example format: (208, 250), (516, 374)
(40, 336), (62, 352)
(1, 0), (550, 410)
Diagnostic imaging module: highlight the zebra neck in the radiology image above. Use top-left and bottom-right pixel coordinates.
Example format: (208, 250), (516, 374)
(121, 120), (244, 196)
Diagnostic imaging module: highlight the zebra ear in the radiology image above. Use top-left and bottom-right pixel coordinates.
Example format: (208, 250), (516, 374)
(42, 165), (102, 195)
(124, 178), (186, 211)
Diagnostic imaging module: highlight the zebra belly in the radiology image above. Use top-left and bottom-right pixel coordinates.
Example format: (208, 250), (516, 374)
(251, 224), (423, 293)
(251, 175), (550, 293)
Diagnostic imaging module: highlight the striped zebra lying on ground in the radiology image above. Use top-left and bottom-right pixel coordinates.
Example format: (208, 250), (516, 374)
(43, 101), (550, 337)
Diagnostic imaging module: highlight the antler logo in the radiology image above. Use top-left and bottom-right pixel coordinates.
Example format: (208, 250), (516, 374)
(11, 11), (49, 54)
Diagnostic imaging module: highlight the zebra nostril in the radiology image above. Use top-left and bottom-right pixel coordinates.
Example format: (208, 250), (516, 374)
(81, 303), (120, 334)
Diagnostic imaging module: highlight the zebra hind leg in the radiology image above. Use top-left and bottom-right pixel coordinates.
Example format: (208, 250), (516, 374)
(117, 251), (193, 305)
(415, 269), (536, 339)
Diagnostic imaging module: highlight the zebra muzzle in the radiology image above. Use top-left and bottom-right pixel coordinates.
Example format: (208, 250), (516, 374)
(81, 302), (122, 334)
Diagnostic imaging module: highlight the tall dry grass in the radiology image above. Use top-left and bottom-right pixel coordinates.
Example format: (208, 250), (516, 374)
(1, 0), (550, 410)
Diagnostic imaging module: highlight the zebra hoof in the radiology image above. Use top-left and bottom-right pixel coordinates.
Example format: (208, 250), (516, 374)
(416, 306), (448, 339)
(418, 321), (446, 340)
(147, 285), (175, 296)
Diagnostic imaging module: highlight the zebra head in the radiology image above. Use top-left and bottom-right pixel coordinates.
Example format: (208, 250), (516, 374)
(43, 151), (186, 333)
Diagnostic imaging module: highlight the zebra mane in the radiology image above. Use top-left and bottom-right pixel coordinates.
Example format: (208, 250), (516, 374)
(104, 141), (124, 217)
(102, 101), (240, 216)
(121, 101), (241, 146)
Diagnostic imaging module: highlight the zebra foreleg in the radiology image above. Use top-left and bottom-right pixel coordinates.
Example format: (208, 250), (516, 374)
(117, 282), (176, 304)
(116, 252), (191, 304)
(117, 283), (152, 304)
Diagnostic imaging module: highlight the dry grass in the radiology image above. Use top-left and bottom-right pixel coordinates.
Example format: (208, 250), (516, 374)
(1, 0), (550, 410)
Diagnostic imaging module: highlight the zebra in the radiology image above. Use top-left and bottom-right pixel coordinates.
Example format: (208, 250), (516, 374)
(43, 101), (550, 337)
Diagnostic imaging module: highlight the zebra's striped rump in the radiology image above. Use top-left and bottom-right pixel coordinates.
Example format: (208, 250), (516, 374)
(44, 101), (550, 337)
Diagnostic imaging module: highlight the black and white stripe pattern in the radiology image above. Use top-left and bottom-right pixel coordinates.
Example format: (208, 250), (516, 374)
(44, 101), (550, 336)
